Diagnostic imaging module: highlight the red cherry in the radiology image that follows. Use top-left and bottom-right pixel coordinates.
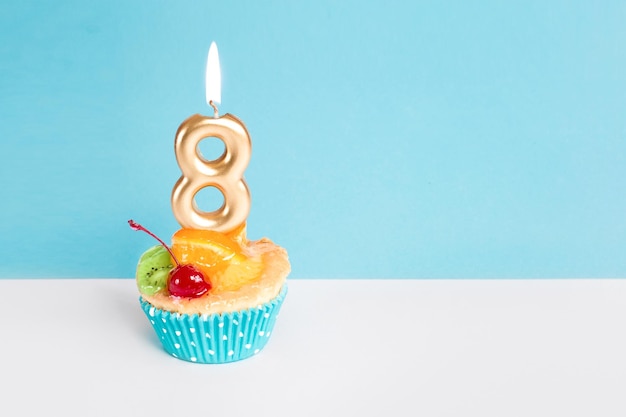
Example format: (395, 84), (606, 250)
(168, 264), (211, 298)
(129, 219), (212, 298)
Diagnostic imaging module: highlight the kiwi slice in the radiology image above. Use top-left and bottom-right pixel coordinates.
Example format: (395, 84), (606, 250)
(136, 245), (174, 295)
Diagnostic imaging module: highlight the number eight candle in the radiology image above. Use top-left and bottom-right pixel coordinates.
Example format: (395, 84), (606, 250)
(171, 42), (252, 232)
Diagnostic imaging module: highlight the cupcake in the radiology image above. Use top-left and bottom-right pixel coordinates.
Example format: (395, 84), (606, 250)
(130, 220), (290, 363)
(129, 42), (290, 363)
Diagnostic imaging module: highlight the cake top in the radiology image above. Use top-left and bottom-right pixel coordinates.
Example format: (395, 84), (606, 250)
(130, 220), (290, 314)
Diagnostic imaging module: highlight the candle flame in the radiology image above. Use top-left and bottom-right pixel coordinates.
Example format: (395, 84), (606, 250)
(205, 42), (221, 105)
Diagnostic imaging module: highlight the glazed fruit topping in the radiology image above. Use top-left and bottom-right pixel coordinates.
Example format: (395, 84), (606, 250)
(171, 227), (262, 292)
(129, 220), (211, 298)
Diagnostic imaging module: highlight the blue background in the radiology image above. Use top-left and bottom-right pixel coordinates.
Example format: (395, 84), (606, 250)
(1, 1), (625, 279)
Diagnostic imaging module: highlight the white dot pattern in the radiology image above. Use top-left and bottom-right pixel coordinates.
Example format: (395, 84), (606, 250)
(139, 286), (287, 364)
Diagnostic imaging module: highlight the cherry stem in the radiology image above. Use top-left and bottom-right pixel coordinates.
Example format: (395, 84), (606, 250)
(128, 220), (180, 266)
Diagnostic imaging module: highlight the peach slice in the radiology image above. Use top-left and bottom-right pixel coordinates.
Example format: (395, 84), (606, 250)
(171, 227), (263, 293)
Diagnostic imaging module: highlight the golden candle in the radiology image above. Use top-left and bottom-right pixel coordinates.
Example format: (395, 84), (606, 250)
(171, 43), (252, 233)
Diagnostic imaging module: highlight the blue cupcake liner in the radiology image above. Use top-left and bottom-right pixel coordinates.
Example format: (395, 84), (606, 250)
(140, 286), (287, 364)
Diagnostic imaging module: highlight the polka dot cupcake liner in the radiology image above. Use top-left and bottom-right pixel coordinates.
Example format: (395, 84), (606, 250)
(139, 286), (287, 364)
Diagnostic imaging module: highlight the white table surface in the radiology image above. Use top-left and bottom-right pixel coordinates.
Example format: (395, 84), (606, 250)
(1, 278), (625, 417)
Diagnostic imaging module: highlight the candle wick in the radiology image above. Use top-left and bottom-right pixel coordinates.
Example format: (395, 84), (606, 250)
(209, 100), (219, 118)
